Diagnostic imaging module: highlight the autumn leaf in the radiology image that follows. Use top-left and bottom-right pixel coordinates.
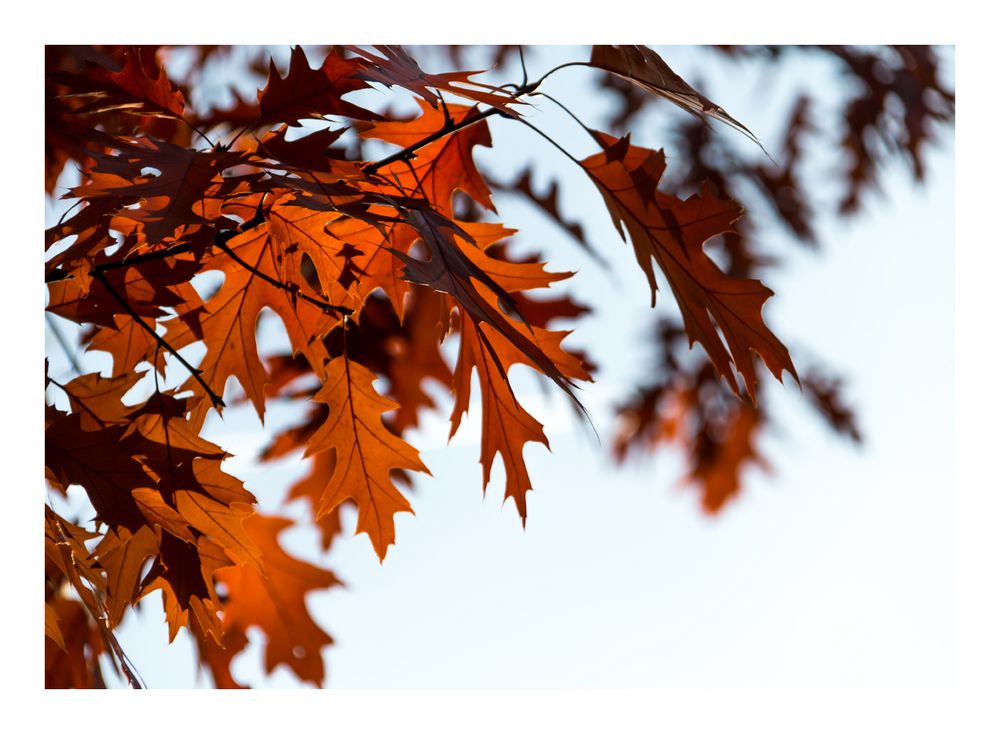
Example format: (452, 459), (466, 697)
(44, 44), (942, 689)
(392, 208), (584, 403)
(588, 45), (767, 154)
(56, 370), (143, 431)
(46, 408), (153, 531)
(256, 124), (349, 172)
(349, 45), (522, 117)
(448, 241), (592, 522)
(257, 45), (377, 127)
(450, 313), (548, 522)
(45, 603), (66, 652)
(214, 515), (339, 686)
(580, 131), (796, 399)
(70, 133), (245, 243)
(45, 598), (106, 688)
(304, 354), (429, 560)
(84, 313), (168, 377)
(48, 255), (203, 329)
(52, 46), (186, 120)
(360, 98), (495, 214)
(141, 533), (233, 644)
(174, 488), (260, 570)
(93, 525), (159, 626)
(164, 212), (341, 424)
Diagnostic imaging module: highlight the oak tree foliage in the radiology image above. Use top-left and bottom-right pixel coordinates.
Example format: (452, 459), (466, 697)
(44, 44), (953, 688)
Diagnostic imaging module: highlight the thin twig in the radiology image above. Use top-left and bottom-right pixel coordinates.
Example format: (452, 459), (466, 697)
(180, 116), (216, 150)
(45, 242), (194, 283)
(91, 269), (224, 409)
(362, 107), (503, 175)
(535, 91), (595, 136)
(213, 238), (353, 317)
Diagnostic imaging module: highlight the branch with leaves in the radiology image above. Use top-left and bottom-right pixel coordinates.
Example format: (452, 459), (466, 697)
(44, 43), (952, 688)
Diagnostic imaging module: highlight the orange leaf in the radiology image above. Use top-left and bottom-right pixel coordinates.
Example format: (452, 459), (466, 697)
(72, 134), (243, 243)
(305, 354), (429, 560)
(45, 603), (66, 652)
(215, 515), (339, 686)
(450, 313), (548, 523)
(130, 488), (196, 542)
(174, 487), (261, 571)
(165, 220), (340, 424)
(53, 47), (186, 120)
(361, 98), (495, 214)
(394, 209), (582, 402)
(93, 525), (159, 626)
(46, 410), (152, 531)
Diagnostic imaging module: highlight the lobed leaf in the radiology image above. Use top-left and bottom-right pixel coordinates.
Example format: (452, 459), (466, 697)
(305, 355), (429, 560)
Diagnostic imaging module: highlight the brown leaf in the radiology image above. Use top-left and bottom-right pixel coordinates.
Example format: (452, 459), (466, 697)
(349, 45), (521, 117)
(129, 487), (196, 542)
(589, 45), (766, 154)
(580, 132), (796, 399)
(164, 214), (341, 424)
(72, 134), (244, 243)
(45, 602), (67, 652)
(256, 124), (348, 172)
(52, 46), (186, 120)
(46, 410), (151, 531)
(174, 486), (261, 571)
(45, 598), (106, 688)
(450, 313), (549, 523)
(58, 370), (143, 431)
(85, 314), (167, 377)
(257, 46), (377, 127)
(393, 209), (583, 403)
(93, 525), (159, 626)
(141, 533), (231, 644)
(448, 248), (592, 522)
